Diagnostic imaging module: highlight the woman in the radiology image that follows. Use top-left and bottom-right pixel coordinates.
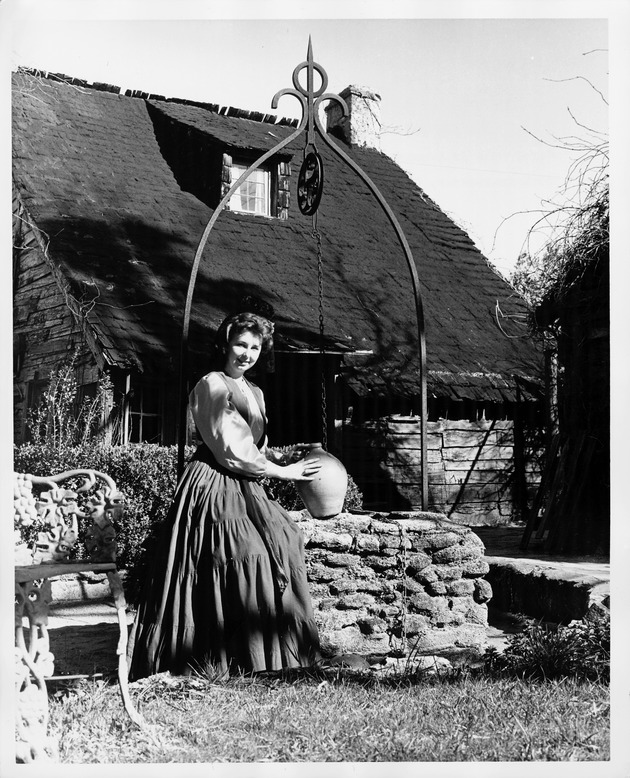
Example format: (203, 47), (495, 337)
(127, 312), (322, 680)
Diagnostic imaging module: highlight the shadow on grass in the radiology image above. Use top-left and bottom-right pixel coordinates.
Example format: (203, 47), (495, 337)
(48, 623), (121, 679)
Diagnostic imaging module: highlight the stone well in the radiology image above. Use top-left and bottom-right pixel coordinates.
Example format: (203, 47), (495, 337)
(293, 510), (492, 663)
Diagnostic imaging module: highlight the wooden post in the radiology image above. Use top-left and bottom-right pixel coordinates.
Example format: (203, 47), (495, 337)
(122, 373), (131, 445)
(512, 380), (528, 523)
(544, 332), (559, 445)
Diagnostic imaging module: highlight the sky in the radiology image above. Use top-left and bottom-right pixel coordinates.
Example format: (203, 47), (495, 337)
(1, 3), (613, 279)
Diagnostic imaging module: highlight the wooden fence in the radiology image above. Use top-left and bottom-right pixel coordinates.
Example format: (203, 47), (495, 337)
(342, 416), (542, 525)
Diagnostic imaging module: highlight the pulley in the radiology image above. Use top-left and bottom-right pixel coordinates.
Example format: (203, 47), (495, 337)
(297, 150), (324, 216)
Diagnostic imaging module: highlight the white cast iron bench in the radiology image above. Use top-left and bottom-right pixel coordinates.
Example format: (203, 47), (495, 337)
(14, 468), (143, 762)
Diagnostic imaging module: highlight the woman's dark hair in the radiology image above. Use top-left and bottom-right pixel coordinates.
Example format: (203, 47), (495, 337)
(209, 312), (274, 370)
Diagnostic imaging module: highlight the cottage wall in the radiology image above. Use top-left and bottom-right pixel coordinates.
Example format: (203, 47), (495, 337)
(293, 510), (491, 662)
(342, 416), (542, 525)
(13, 192), (100, 441)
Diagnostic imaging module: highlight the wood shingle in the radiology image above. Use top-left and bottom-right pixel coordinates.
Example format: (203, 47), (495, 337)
(12, 69), (542, 402)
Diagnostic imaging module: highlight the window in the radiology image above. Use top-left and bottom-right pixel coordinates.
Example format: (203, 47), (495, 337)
(229, 163), (271, 216)
(221, 153), (290, 219)
(128, 382), (162, 443)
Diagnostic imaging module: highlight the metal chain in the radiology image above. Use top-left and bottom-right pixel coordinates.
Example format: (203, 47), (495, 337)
(398, 527), (408, 656)
(312, 212), (328, 450)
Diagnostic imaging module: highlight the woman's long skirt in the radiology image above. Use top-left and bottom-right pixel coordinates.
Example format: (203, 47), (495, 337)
(127, 457), (321, 680)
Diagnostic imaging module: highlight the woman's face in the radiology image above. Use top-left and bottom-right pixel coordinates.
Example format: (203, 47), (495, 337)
(223, 329), (263, 378)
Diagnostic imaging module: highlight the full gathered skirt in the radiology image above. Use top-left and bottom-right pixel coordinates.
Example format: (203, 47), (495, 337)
(127, 454), (320, 680)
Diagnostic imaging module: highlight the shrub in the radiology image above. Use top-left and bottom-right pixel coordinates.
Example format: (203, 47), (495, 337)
(483, 610), (610, 682)
(26, 351), (113, 449)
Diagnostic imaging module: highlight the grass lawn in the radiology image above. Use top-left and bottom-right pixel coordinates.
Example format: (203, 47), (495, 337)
(47, 668), (609, 763)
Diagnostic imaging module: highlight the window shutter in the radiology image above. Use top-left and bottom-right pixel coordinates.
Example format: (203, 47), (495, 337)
(276, 160), (291, 220)
(221, 153), (232, 201)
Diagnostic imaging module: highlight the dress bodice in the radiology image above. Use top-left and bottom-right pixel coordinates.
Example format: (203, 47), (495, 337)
(188, 371), (268, 478)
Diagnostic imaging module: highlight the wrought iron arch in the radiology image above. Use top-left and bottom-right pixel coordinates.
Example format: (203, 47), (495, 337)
(178, 39), (428, 509)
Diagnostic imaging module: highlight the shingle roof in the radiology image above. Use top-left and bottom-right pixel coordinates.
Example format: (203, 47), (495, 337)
(12, 70), (542, 401)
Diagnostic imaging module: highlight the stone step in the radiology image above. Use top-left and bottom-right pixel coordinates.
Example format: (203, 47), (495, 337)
(50, 570), (125, 603)
(485, 555), (610, 624)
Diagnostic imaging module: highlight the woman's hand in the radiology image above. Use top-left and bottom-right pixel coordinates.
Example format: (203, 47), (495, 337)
(286, 457), (322, 482)
(265, 457), (322, 482)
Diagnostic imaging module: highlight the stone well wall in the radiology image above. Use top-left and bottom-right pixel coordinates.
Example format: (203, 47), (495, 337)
(293, 510), (493, 663)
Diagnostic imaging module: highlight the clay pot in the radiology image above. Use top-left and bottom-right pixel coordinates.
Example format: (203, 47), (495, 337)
(295, 443), (348, 519)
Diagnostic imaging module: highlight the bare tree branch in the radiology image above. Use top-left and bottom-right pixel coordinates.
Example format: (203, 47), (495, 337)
(380, 124), (421, 138)
(543, 75), (608, 105)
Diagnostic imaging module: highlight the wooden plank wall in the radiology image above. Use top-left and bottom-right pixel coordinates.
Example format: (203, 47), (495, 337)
(342, 415), (542, 526)
(13, 191), (100, 441)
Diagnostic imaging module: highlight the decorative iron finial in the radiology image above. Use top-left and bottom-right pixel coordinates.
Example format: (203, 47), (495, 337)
(272, 39), (347, 148)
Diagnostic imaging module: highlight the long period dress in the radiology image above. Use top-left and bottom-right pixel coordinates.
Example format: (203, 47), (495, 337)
(127, 371), (321, 680)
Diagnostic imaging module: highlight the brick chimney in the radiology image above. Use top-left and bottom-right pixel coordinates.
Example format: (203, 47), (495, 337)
(325, 85), (382, 150)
